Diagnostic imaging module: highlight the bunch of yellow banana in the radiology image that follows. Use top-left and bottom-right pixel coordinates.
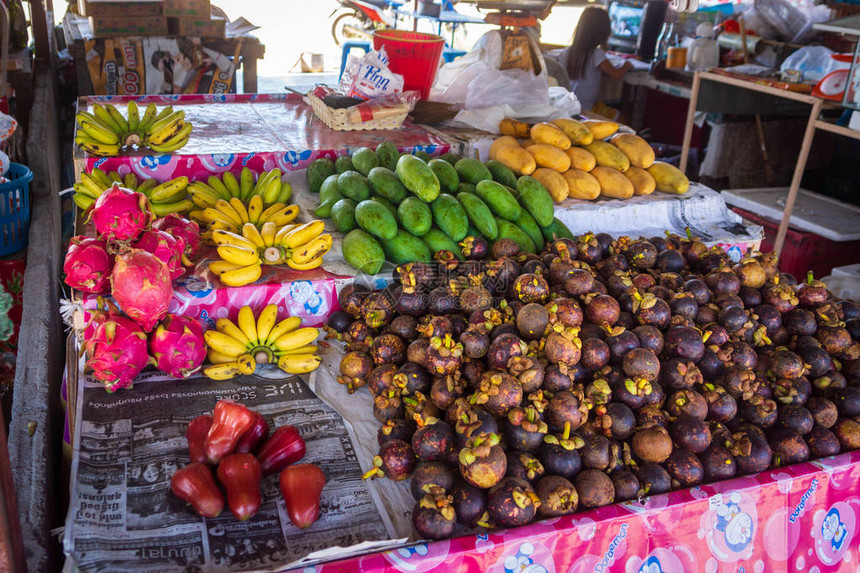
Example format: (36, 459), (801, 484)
(75, 101), (192, 156)
(73, 167), (193, 215)
(203, 304), (322, 379)
(195, 195), (299, 234)
(208, 218), (332, 286)
(187, 167), (292, 209)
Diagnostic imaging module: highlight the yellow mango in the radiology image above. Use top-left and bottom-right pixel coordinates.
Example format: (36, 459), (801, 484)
(551, 118), (594, 145)
(623, 166), (656, 196)
(565, 147), (597, 172)
(584, 141), (630, 172)
(647, 161), (690, 194)
(526, 144), (571, 172)
(530, 122), (571, 150)
(531, 168), (569, 202)
(489, 136), (521, 160)
(611, 133), (656, 169)
(591, 166), (634, 199)
(499, 118), (531, 138)
(583, 120), (620, 140)
(561, 169), (601, 200)
(492, 144), (537, 176)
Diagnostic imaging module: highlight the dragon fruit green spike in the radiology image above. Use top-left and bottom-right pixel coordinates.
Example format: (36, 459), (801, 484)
(150, 315), (206, 378)
(90, 183), (152, 242)
(133, 229), (186, 280)
(153, 214), (201, 260)
(87, 315), (150, 392)
(63, 236), (113, 293)
(110, 248), (173, 332)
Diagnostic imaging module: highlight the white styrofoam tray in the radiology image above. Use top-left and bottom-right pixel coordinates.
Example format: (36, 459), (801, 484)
(722, 187), (860, 242)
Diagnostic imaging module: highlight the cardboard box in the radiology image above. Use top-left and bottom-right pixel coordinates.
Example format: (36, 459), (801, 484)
(78, 0), (162, 17)
(163, 0), (210, 17)
(168, 16), (225, 38)
(88, 15), (168, 36)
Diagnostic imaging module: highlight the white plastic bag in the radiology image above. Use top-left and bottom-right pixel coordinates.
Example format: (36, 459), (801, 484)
(780, 46), (850, 82)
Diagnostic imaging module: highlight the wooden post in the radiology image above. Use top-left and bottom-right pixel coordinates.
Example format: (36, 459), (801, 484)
(679, 71), (701, 175)
(773, 98), (823, 257)
(0, 407), (26, 573)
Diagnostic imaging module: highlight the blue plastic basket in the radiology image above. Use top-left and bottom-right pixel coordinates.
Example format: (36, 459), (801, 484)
(0, 163), (33, 256)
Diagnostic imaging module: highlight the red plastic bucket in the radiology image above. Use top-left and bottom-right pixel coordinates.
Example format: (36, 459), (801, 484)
(373, 29), (445, 100)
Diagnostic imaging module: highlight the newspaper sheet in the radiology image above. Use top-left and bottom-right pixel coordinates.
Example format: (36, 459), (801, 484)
(63, 364), (405, 572)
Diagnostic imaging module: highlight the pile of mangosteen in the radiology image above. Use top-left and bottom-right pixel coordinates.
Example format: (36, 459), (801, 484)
(326, 231), (860, 540)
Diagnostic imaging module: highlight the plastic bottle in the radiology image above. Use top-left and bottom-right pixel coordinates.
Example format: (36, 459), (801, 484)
(686, 22), (720, 71)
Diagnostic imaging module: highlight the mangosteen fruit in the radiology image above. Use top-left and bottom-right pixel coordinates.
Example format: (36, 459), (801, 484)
(835, 418), (860, 450)
(702, 384), (738, 424)
(806, 397), (839, 428)
(665, 449), (704, 488)
(450, 480), (486, 525)
(739, 396), (778, 429)
(367, 363), (399, 396)
(623, 347), (661, 382)
(411, 419), (455, 462)
(503, 406), (547, 451)
(769, 349), (805, 380)
(660, 358), (702, 391)
(584, 294), (621, 326)
(455, 408), (499, 447)
(345, 320), (376, 353)
(580, 434), (613, 470)
(369, 333), (406, 366)
(544, 328), (583, 367)
(739, 287), (762, 308)
(656, 249), (686, 274)
(364, 439), (416, 481)
(835, 387), (860, 417)
(427, 287), (458, 315)
(546, 298), (584, 328)
(373, 390), (404, 423)
(776, 405), (814, 435)
(407, 338), (430, 367)
(699, 443), (736, 482)
(769, 429), (810, 466)
(459, 330), (490, 360)
(430, 374), (466, 410)
(632, 426), (673, 463)
(487, 477), (540, 528)
(542, 365), (573, 393)
(491, 238), (520, 259)
(378, 418), (415, 446)
(799, 346), (833, 378)
(594, 402), (636, 440)
(706, 268), (741, 297)
(671, 415), (712, 454)
(684, 279), (712, 304)
(574, 469), (615, 509)
(564, 269), (595, 296)
(721, 366), (759, 401)
(412, 487), (456, 540)
(339, 284), (370, 318)
(606, 329), (640, 364)
(506, 451), (546, 484)
(337, 351), (375, 393)
(729, 433), (772, 475)
(612, 376), (655, 411)
(516, 303), (549, 341)
(633, 325), (664, 354)
(665, 326), (706, 363)
(666, 389), (709, 420)
(637, 462), (672, 495)
(535, 475), (578, 517)
(634, 294), (672, 329)
(473, 371), (523, 417)
(425, 335), (464, 375)
(458, 433), (507, 489)
(460, 235), (489, 260)
(512, 273), (550, 305)
(538, 423), (584, 479)
(487, 333), (527, 370)
(547, 390), (588, 431)
(807, 427), (841, 458)
(508, 356), (544, 393)
(818, 324), (854, 355)
(410, 462), (455, 500)
(610, 469), (640, 501)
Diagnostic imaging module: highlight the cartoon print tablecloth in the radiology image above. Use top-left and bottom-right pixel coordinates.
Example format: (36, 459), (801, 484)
(308, 450), (860, 573)
(75, 93), (451, 181)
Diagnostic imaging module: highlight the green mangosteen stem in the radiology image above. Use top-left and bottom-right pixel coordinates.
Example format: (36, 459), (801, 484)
(685, 227), (693, 240)
(563, 421), (571, 441)
(807, 271), (814, 284)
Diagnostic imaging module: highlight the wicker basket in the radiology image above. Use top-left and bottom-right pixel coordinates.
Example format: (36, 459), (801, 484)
(305, 92), (409, 131)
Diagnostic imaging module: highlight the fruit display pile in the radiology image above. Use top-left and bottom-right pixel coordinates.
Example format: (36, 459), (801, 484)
(74, 167), (195, 216)
(306, 145), (573, 274)
(172, 399), (325, 527)
(492, 117), (689, 200)
(75, 102), (191, 156)
(329, 231), (859, 540)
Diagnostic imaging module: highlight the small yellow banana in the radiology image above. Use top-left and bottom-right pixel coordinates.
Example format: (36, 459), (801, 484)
(261, 173), (283, 204)
(272, 327), (319, 352)
(222, 171), (241, 198)
(89, 167), (113, 188)
(260, 222), (278, 247)
(267, 204), (301, 227)
(229, 197), (250, 224)
(217, 245), (260, 266)
(204, 354), (256, 380)
(219, 263), (262, 287)
(281, 220), (324, 249)
(255, 304), (279, 345)
(242, 223), (266, 250)
(214, 199), (244, 227)
(151, 199), (193, 217)
(208, 219), (241, 234)
(237, 306), (259, 347)
(123, 173), (138, 190)
(212, 229), (257, 251)
(208, 260), (243, 275)
(276, 181), (293, 204)
(208, 348), (238, 364)
(290, 234), (333, 265)
(286, 257), (324, 271)
(247, 195), (264, 224)
(256, 202), (286, 226)
(239, 167), (255, 200)
(215, 317), (251, 347)
(274, 223), (298, 244)
(251, 170), (275, 198)
(137, 178), (159, 195)
(277, 354), (321, 374)
(204, 329), (248, 358)
(265, 316), (303, 346)
(277, 344), (318, 356)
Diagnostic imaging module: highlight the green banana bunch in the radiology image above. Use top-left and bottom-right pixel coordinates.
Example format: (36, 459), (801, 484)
(73, 167), (193, 216)
(74, 101), (193, 157)
(187, 167), (293, 213)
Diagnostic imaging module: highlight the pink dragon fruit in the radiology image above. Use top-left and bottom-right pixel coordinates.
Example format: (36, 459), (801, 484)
(133, 229), (186, 280)
(111, 248), (173, 332)
(87, 315), (150, 392)
(153, 214), (201, 260)
(150, 315), (206, 378)
(63, 236), (113, 293)
(90, 183), (152, 242)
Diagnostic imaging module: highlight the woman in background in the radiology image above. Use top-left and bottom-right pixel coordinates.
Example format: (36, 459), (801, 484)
(564, 6), (632, 112)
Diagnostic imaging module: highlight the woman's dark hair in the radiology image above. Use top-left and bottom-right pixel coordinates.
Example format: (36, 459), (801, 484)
(567, 7), (611, 80)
